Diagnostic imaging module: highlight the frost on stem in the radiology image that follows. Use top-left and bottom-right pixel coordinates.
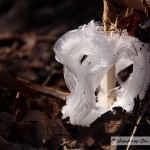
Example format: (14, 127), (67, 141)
(53, 21), (150, 126)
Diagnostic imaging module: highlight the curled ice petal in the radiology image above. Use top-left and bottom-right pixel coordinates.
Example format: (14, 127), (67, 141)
(53, 20), (150, 126)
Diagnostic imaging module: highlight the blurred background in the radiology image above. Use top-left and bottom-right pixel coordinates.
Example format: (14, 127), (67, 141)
(0, 0), (103, 91)
(0, 0), (102, 33)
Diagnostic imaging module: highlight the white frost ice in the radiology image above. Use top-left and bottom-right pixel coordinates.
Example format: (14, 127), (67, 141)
(53, 20), (150, 126)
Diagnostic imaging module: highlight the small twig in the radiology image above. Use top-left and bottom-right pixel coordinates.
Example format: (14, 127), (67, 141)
(17, 77), (69, 100)
(42, 75), (51, 86)
(126, 94), (150, 150)
(0, 70), (69, 101)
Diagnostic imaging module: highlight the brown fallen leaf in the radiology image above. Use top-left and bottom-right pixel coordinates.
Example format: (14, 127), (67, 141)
(45, 119), (73, 149)
(29, 95), (62, 119)
(16, 110), (52, 147)
(66, 107), (126, 150)
(16, 110), (72, 148)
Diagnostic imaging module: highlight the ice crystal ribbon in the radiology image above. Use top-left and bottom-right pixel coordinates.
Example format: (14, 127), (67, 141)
(53, 21), (150, 126)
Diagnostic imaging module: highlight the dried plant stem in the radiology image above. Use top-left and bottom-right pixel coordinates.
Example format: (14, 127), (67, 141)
(103, 0), (117, 102)
(104, 65), (116, 102)
(102, 0), (150, 103)
(126, 97), (150, 150)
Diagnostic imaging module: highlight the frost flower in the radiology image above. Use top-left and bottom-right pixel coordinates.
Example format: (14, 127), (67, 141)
(53, 21), (150, 126)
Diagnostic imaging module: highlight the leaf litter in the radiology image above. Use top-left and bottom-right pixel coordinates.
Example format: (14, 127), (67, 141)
(0, 0), (150, 150)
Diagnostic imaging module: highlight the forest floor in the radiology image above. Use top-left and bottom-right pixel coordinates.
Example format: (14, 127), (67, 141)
(0, 0), (150, 150)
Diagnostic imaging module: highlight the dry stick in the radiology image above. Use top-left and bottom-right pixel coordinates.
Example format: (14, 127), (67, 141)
(126, 97), (150, 150)
(0, 70), (69, 101)
(17, 78), (69, 100)
(103, 0), (117, 102)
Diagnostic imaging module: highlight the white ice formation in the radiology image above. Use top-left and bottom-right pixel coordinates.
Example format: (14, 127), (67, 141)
(53, 21), (150, 126)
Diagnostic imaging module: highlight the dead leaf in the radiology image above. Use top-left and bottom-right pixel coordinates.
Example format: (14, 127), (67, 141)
(18, 110), (72, 148)
(66, 107), (126, 149)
